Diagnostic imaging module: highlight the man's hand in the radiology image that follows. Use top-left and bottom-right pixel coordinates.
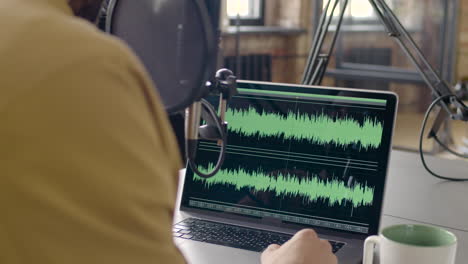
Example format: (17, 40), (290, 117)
(261, 229), (337, 264)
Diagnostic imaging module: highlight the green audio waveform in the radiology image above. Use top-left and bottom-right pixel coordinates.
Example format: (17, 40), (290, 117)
(194, 164), (374, 208)
(226, 107), (383, 150)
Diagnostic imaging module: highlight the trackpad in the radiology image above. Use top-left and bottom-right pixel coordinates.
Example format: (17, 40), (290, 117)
(178, 240), (261, 264)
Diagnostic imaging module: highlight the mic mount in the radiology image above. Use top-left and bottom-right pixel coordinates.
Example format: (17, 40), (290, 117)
(186, 69), (238, 178)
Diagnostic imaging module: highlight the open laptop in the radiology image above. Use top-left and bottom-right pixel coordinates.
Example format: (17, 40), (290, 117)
(173, 81), (398, 264)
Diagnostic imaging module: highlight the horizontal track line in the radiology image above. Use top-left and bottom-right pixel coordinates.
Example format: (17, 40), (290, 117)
(199, 145), (377, 168)
(234, 96), (386, 110)
(198, 148), (378, 171)
(200, 142), (378, 165)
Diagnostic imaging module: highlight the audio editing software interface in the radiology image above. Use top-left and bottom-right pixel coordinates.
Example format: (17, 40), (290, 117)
(182, 85), (394, 235)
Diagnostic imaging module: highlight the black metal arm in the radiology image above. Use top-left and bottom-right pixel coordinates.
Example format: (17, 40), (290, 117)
(302, 0), (468, 132)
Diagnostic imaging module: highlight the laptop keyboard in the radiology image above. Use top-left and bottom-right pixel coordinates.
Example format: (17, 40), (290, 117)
(173, 218), (346, 253)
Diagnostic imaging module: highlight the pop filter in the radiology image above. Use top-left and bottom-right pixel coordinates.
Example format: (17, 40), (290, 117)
(105, 0), (216, 113)
(104, 0), (237, 178)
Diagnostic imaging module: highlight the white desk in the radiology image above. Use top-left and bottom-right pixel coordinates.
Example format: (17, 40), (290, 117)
(177, 150), (468, 263)
(381, 150), (468, 263)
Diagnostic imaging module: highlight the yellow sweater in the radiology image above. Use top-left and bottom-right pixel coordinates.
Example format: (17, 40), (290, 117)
(0, 0), (185, 263)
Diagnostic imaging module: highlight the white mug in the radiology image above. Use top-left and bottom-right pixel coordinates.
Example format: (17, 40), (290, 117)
(363, 224), (457, 264)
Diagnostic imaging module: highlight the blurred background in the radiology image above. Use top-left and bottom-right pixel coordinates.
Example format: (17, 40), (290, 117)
(218, 0), (468, 156)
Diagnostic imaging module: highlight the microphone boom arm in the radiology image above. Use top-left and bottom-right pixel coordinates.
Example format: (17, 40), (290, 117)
(303, 0), (468, 138)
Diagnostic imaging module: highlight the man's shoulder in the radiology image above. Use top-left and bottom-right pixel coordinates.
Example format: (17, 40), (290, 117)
(11, 9), (145, 87)
(0, 4), (148, 109)
(8, 2), (140, 75)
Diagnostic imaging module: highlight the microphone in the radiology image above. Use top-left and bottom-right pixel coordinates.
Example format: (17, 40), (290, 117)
(185, 101), (202, 161)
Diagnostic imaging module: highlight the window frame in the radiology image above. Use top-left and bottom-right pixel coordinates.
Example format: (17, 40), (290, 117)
(323, 0), (385, 26)
(228, 0), (265, 26)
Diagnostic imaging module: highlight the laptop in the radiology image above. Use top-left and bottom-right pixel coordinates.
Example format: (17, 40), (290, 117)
(173, 80), (398, 264)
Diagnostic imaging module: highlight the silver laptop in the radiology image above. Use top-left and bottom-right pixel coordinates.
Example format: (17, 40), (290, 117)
(174, 81), (398, 264)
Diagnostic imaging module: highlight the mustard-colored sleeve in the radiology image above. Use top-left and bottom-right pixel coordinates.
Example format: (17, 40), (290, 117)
(0, 51), (185, 264)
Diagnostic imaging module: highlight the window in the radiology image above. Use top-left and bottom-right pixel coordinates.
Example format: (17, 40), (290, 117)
(226, 0), (264, 26)
(324, 0), (394, 23)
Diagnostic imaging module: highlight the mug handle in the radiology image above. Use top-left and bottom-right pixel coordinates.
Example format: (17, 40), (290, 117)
(363, 235), (381, 264)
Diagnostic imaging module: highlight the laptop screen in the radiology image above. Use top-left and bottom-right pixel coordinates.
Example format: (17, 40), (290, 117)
(181, 81), (398, 236)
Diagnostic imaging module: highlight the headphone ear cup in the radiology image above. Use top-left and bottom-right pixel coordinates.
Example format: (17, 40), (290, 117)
(97, 0), (111, 31)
